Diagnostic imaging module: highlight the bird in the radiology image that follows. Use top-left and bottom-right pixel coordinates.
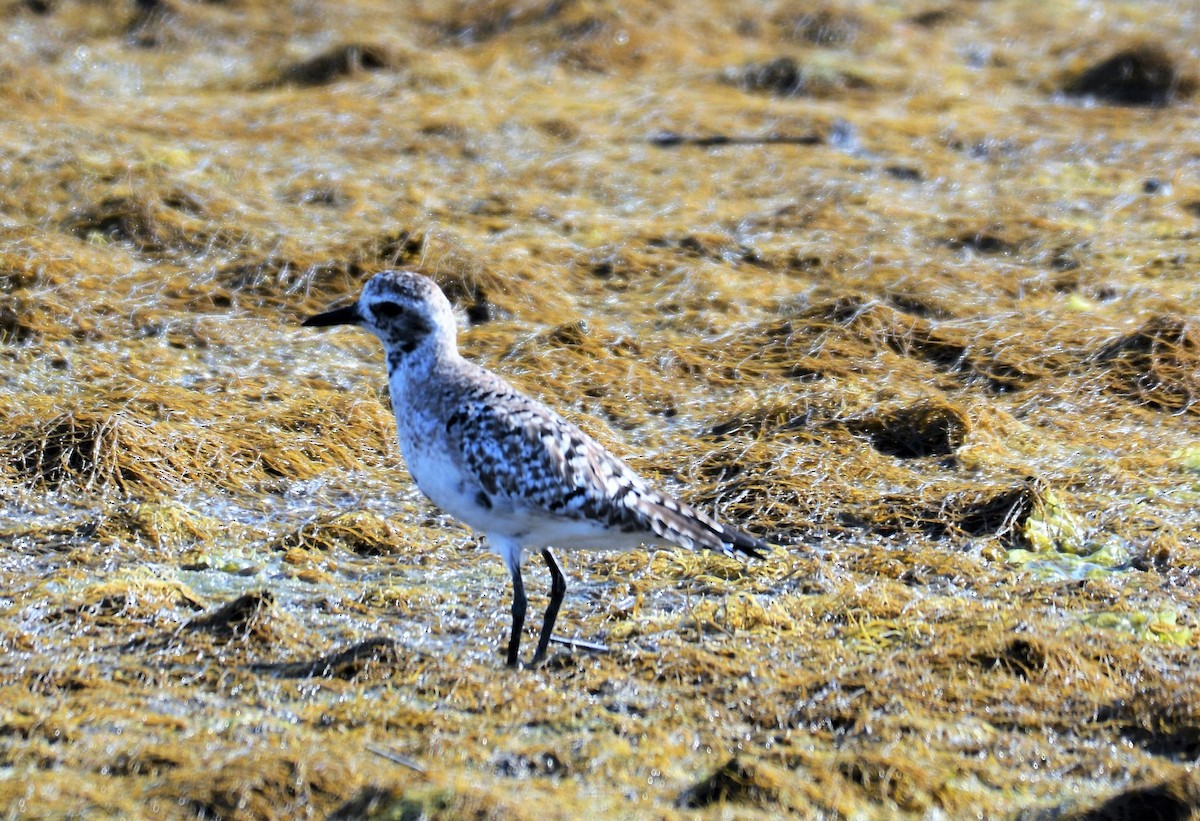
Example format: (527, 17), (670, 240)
(303, 270), (767, 668)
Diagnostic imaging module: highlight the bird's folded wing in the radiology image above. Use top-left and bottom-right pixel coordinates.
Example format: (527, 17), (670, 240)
(448, 391), (765, 558)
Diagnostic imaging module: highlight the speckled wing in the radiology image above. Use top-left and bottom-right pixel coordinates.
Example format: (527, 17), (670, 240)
(445, 385), (766, 559)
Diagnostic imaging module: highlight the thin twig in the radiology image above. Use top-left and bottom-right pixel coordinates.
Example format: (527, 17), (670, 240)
(365, 744), (427, 773)
(549, 635), (610, 653)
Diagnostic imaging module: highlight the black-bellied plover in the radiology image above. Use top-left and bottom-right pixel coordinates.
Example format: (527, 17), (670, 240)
(304, 271), (767, 667)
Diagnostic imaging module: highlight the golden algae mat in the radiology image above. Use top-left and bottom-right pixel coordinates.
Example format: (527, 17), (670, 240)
(0, 0), (1198, 817)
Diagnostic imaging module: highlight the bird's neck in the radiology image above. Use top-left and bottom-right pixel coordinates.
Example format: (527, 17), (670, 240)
(385, 340), (462, 402)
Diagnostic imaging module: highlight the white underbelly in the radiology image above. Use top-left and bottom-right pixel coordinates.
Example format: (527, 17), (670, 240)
(402, 441), (658, 552)
(516, 515), (660, 550)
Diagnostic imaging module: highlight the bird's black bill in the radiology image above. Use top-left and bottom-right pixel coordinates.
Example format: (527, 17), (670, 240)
(303, 305), (362, 327)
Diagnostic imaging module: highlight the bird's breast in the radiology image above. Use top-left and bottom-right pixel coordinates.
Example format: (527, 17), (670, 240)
(396, 429), (514, 534)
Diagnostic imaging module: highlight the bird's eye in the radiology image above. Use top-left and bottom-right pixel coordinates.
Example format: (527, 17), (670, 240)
(373, 301), (403, 320)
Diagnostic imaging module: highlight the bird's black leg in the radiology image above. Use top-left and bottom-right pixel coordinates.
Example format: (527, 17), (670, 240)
(531, 548), (566, 666)
(507, 560), (527, 669)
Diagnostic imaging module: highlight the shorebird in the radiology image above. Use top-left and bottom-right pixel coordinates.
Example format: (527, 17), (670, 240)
(304, 271), (767, 667)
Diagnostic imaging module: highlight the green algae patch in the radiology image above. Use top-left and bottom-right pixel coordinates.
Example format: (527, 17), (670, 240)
(1021, 488), (1087, 554)
(1005, 537), (1132, 580)
(1174, 445), (1200, 473)
(1004, 486), (1132, 579)
(1081, 610), (1194, 647)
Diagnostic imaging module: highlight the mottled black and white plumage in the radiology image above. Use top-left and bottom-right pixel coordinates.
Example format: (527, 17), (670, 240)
(304, 271), (767, 667)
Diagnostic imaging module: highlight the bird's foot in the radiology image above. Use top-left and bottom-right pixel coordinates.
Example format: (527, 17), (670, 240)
(507, 637), (610, 669)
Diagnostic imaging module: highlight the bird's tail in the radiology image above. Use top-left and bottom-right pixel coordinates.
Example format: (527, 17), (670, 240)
(637, 489), (768, 559)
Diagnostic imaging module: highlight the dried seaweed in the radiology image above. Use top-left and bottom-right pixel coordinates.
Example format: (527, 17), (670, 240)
(1064, 44), (1195, 107)
(0, 0), (1198, 818)
(264, 43), (403, 88)
(1093, 315), (1200, 413)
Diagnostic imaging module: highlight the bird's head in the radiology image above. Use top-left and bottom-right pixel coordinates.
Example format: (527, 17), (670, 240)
(303, 270), (457, 359)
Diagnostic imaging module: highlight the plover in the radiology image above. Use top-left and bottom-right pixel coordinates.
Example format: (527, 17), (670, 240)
(304, 271), (767, 667)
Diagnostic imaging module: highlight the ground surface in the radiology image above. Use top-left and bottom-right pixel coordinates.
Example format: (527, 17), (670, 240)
(0, 0), (1199, 818)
